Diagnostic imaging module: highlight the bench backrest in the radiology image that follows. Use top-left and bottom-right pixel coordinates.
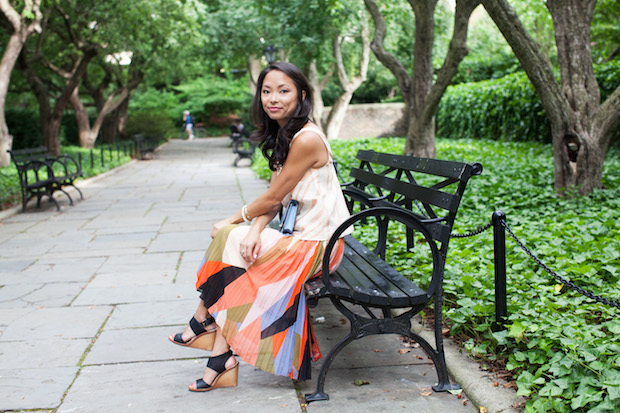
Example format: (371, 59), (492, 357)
(7, 146), (49, 164)
(346, 150), (482, 247)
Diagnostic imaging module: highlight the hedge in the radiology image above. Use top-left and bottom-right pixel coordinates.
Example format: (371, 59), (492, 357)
(436, 60), (620, 144)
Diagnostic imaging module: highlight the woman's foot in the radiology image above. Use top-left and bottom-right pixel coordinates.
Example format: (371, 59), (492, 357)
(169, 316), (217, 351)
(189, 350), (238, 392)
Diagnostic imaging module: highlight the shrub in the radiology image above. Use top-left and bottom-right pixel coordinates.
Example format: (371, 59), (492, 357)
(437, 61), (620, 144)
(6, 109), (41, 150)
(126, 109), (176, 139)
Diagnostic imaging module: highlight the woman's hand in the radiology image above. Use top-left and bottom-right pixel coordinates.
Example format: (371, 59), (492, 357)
(240, 228), (261, 262)
(211, 218), (232, 238)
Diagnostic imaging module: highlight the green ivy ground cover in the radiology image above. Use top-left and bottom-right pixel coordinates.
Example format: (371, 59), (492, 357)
(254, 137), (620, 412)
(0, 145), (133, 210)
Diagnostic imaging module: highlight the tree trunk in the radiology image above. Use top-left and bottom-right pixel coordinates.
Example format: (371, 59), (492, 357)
(247, 54), (261, 95)
(324, 24), (370, 140)
(0, 34), (21, 165)
(482, 0), (620, 195)
(406, 0), (437, 157)
(100, 115), (116, 144)
(70, 88), (96, 148)
(325, 91), (354, 140)
(0, 0), (43, 165)
(115, 96), (130, 139)
(71, 84), (131, 149)
(307, 61), (326, 128)
(366, 0), (479, 157)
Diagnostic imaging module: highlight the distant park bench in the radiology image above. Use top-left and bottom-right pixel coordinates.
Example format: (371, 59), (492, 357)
(231, 136), (256, 166)
(7, 146), (83, 212)
(304, 150), (482, 402)
(134, 135), (160, 160)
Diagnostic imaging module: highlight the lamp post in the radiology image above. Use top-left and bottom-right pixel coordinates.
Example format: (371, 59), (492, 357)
(263, 45), (277, 64)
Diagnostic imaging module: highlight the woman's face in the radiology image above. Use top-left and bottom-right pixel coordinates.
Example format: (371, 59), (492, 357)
(260, 69), (304, 127)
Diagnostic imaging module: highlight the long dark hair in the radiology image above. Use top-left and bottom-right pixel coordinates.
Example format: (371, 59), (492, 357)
(250, 62), (313, 171)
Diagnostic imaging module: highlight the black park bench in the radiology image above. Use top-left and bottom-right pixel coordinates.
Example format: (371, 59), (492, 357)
(134, 135), (159, 160)
(7, 146), (83, 212)
(304, 149), (482, 402)
(231, 137), (256, 167)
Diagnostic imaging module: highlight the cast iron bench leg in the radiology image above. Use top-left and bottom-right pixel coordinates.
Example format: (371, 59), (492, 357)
(304, 330), (356, 403)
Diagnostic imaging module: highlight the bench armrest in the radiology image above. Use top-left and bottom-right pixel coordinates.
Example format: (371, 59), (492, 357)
(46, 154), (82, 177)
(20, 159), (56, 185)
(320, 206), (443, 297)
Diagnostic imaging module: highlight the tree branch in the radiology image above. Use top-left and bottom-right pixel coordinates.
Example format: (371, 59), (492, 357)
(333, 34), (351, 89)
(364, 0), (411, 98)
(594, 85), (620, 148)
(481, 0), (573, 128)
(421, 0), (480, 124)
(0, 0), (21, 31)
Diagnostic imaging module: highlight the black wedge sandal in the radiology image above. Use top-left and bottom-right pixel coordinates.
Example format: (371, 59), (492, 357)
(189, 350), (239, 392)
(169, 316), (217, 351)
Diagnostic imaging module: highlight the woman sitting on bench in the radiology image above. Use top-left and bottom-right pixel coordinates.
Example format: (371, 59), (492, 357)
(168, 61), (352, 392)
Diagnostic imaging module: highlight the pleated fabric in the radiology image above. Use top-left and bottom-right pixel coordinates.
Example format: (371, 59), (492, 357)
(196, 224), (345, 381)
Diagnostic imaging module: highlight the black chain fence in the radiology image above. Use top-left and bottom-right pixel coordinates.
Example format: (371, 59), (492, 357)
(451, 222), (492, 238)
(500, 219), (620, 309)
(451, 212), (620, 310)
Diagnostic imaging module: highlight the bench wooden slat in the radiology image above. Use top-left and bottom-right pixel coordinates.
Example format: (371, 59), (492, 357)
(343, 236), (427, 307)
(330, 256), (389, 305)
(341, 242), (409, 304)
(350, 167), (461, 213)
(356, 149), (475, 180)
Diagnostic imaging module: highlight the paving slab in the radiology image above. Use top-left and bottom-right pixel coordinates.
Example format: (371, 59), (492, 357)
(84, 325), (210, 364)
(0, 305), (112, 341)
(105, 299), (197, 330)
(147, 230), (212, 253)
(0, 367), (77, 410)
(17, 282), (87, 307)
(96, 251), (181, 274)
(88, 270), (175, 288)
(0, 337), (91, 368)
(72, 283), (197, 306)
(19, 257), (105, 283)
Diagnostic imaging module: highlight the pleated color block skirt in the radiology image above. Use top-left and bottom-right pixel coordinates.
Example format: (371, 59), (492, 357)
(195, 224), (345, 381)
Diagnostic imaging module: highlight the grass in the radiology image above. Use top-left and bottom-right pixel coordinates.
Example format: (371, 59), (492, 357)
(254, 137), (620, 412)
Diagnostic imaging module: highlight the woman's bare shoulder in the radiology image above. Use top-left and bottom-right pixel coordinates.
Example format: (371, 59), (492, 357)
(290, 124), (325, 147)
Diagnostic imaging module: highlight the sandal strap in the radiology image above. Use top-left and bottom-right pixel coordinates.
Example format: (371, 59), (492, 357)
(172, 333), (186, 344)
(206, 350), (233, 375)
(194, 378), (211, 390)
(201, 316), (215, 328)
(188, 317), (207, 335)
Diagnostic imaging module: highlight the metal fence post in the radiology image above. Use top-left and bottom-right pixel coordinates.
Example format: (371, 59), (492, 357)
(492, 211), (508, 327)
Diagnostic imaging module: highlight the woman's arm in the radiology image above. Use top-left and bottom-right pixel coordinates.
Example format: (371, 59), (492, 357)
(246, 130), (328, 215)
(211, 128), (328, 235)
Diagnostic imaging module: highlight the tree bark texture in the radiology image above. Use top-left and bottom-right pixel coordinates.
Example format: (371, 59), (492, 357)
(307, 61), (326, 128)
(482, 0), (620, 195)
(366, 0), (479, 158)
(324, 24), (370, 140)
(246, 54), (261, 96)
(0, 0), (42, 166)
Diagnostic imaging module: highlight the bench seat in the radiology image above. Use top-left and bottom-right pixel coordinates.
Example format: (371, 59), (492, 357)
(307, 235), (427, 307)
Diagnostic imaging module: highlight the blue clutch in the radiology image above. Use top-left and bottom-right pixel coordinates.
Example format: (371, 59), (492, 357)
(279, 200), (298, 235)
